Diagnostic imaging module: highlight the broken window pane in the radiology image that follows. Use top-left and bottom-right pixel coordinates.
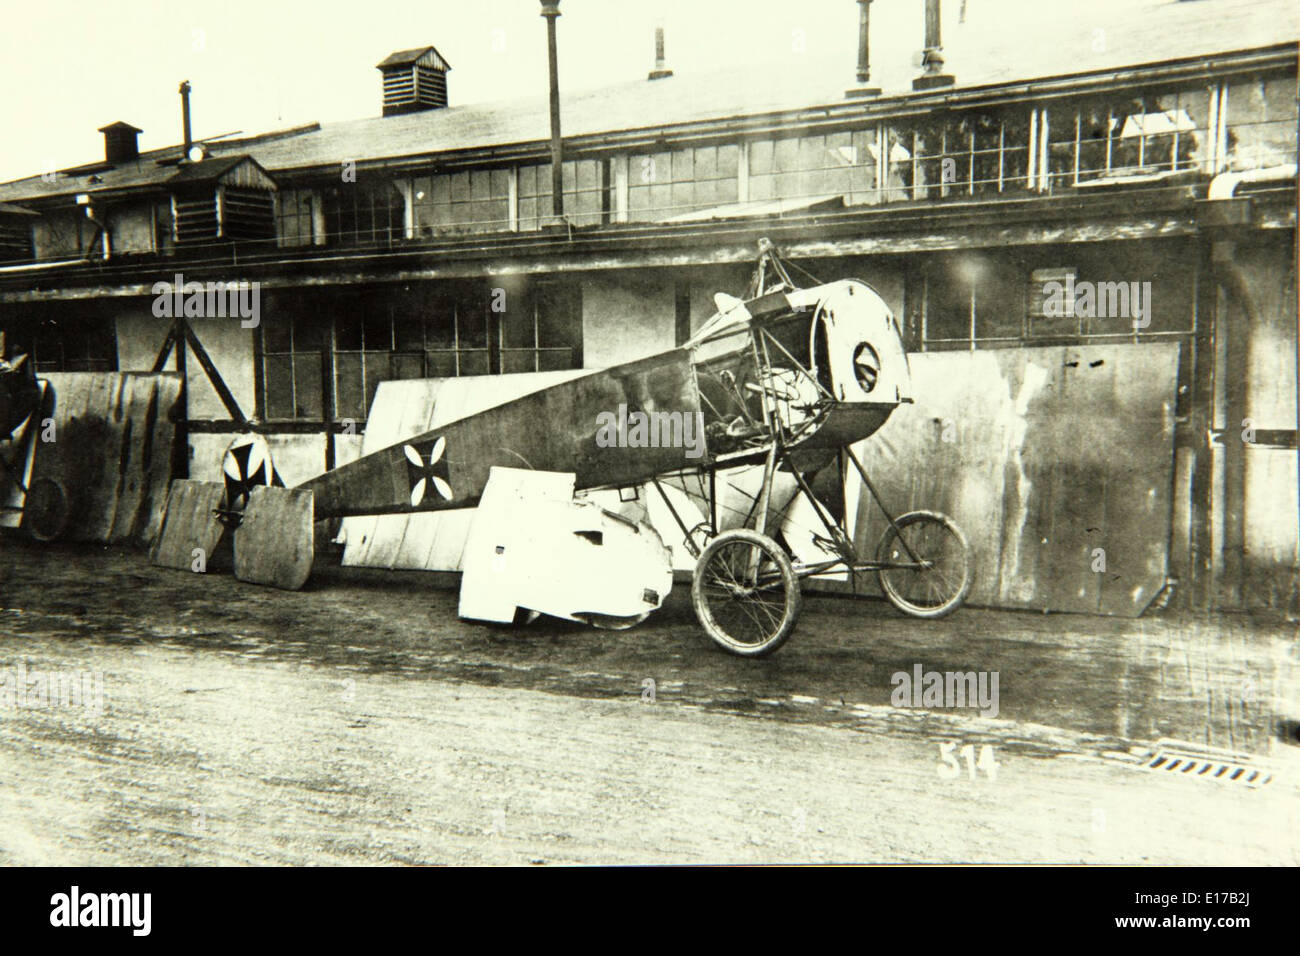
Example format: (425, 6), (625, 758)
(1227, 72), (1299, 171)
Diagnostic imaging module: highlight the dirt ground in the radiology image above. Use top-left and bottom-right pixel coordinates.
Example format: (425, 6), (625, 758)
(0, 539), (1297, 865)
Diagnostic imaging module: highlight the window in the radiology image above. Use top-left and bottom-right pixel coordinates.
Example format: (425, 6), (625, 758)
(153, 200), (175, 255)
(392, 282), (488, 379)
(332, 293), (424, 423)
(331, 283), (581, 419)
(260, 282), (583, 423)
(739, 119), (1032, 210)
(877, 126), (918, 201)
(892, 112), (1033, 201)
(748, 135), (870, 207)
(417, 287), (492, 378)
(562, 160), (604, 226)
(0, 311), (117, 372)
(517, 164), (550, 231)
(500, 281), (582, 373)
(517, 160), (604, 230)
(276, 189), (318, 247)
(1054, 87), (1212, 187)
(261, 314), (325, 420)
(1226, 73), (1299, 172)
(915, 243), (1196, 351)
(629, 145), (740, 220)
(323, 179), (405, 245)
(412, 169), (511, 235)
(39, 318), (118, 372)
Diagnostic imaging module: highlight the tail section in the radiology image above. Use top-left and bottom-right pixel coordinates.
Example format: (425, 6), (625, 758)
(153, 433), (314, 590)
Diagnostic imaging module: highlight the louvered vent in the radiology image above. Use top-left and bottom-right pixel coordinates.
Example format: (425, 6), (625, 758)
(377, 46), (451, 117)
(173, 194), (219, 245)
(170, 155), (277, 245)
(221, 188), (275, 241)
(0, 215), (33, 262)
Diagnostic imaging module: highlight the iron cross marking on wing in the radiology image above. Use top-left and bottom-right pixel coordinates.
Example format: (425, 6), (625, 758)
(403, 436), (453, 507)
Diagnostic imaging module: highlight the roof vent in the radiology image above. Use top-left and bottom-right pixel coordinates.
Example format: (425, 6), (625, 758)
(98, 121), (142, 164)
(648, 26), (672, 80)
(377, 46), (451, 116)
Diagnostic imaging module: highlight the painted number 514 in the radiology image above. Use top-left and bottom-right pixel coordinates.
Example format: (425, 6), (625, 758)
(938, 742), (998, 781)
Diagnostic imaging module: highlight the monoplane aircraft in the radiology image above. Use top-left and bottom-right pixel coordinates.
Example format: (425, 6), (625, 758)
(156, 240), (971, 657)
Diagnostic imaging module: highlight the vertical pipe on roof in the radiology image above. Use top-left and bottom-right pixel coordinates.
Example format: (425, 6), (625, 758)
(179, 81), (193, 157)
(846, 1), (879, 98)
(649, 25), (673, 80)
(856, 1), (872, 83)
(541, 2), (565, 221)
(914, 0), (954, 90)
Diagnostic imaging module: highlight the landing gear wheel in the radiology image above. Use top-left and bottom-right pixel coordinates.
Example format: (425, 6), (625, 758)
(23, 478), (69, 542)
(583, 612), (649, 631)
(691, 528), (801, 657)
(876, 510), (971, 619)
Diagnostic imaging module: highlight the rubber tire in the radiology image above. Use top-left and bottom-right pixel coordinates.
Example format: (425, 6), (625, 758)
(582, 612), (649, 631)
(876, 510), (971, 619)
(691, 528), (801, 658)
(24, 477), (69, 543)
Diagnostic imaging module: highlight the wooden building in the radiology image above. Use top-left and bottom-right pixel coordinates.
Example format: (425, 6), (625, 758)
(0, 0), (1295, 611)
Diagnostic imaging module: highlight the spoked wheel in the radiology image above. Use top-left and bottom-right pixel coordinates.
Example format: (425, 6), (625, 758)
(691, 529), (801, 657)
(876, 510), (971, 619)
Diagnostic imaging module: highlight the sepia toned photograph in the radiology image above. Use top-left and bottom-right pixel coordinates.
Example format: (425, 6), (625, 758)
(0, 0), (1296, 882)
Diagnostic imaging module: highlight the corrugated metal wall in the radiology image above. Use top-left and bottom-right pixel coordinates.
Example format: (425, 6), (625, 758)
(834, 343), (1180, 616)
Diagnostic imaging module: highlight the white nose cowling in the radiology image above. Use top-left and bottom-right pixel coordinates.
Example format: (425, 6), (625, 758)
(794, 279), (911, 406)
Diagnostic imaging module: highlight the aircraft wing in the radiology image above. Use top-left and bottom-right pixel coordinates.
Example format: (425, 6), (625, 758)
(303, 349), (706, 519)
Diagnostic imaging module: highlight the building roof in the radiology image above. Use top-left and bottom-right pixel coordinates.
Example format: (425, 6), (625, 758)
(376, 46), (451, 70)
(0, 0), (1295, 205)
(166, 154), (266, 186)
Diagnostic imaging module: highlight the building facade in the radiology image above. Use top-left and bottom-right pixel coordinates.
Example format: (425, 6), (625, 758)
(0, 0), (1296, 610)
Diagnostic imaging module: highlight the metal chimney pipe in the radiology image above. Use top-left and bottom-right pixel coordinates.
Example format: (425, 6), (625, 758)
(649, 25), (673, 80)
(856, 0), (872, 83)
(924, 0), (942, 50)
(540, 1), (564, 220)
(179, 81), (193, 156)
(846, 0), (880, 97)
(913, 0), (954, 90)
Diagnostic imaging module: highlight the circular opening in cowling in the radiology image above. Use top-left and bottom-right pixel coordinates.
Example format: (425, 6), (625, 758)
(852, 341), (880, 393)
